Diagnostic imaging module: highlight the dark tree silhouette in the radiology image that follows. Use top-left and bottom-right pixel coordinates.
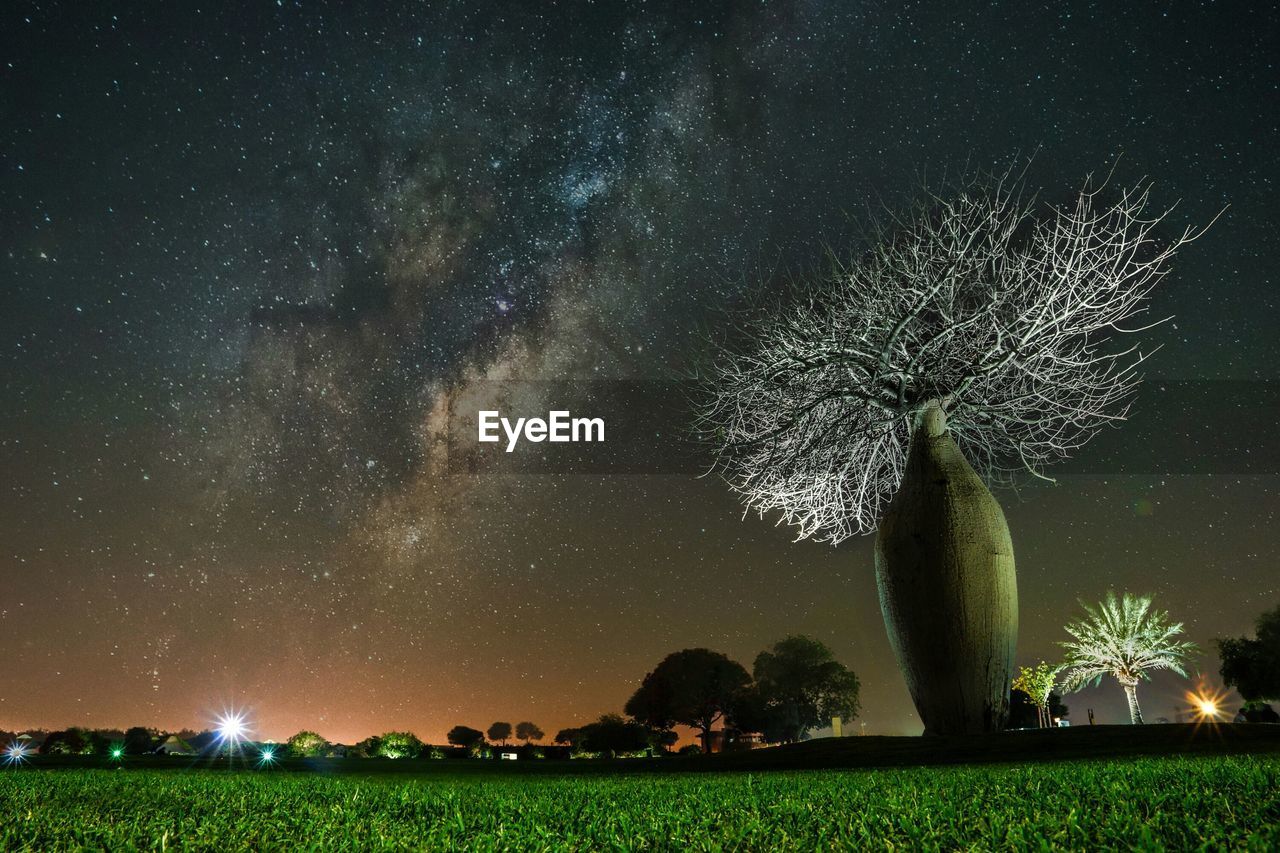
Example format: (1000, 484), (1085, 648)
(41, 730), (87, 755)
(749, 635), (860, 743)
(515, 721), (544, 743)
(553, 727), (582, 747)
(625, 648), (751, 753)
(728, 686), (793, 745)
(446, 725), (486, 748)
(486, 722), (513, 745)
(570, 714), (652, 758)
(1217, 604), (1280, 702)
(123, 727), (153, 755)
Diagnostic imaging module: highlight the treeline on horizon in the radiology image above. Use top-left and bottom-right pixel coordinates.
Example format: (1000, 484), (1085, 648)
(6, 635), (862, 760)
(8, 608), (1277, 761)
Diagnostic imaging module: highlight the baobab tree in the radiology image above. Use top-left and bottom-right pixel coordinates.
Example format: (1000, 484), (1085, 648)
(1058, 591), (1197, 724)
(699, 168), (1208, 734)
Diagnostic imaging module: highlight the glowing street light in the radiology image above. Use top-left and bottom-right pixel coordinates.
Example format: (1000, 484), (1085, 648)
(258, 746), (276, 767)
(4, 742), (31, 767)
(216, 712), (247, 743)
(1186, 686), (1228, 723)
(213, 709), (253, 761)
(110, 746), (124, 760)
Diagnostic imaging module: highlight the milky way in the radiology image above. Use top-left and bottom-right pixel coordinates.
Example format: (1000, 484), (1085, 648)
(2, 1), (1277, 742)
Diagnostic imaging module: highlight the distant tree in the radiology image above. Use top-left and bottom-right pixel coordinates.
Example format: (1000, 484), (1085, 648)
(85, 730), (113, 755)
(375, 731), (424, 759)
(65, 727), (96, 755)
(123, 727), (154, 755)
(41, 730), (86, 755)
(1216, 604), (1280, 702)
(578, 714), (651, 758)
(1059, 592), (1197, 724)
(1012, 662), (1062, 728)
(487, 722), (513, 746)
(649, 728), (679, 754)
(728, 686), (793, 745)
(515, 721), (544, 743)
(553, 727), (582, 747)
(37, 731), (62, 755)
(446, 725), (486, 748)
(749, 636), (860, 743)
(286, 730), (328, 757)
(625, 648), (751, 754)
(1238, 702), (1279, 723)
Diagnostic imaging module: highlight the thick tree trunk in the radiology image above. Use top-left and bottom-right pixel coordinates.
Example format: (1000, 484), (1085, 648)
(874, 403), (1018, 735)
(1123, 682), (1144, 724)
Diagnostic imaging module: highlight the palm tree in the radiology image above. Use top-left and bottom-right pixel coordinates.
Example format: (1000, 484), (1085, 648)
(1058, 592), (1197, 724)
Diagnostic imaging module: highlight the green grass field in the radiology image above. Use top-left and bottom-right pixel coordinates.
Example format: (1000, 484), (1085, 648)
(2, 755), (1278, 850)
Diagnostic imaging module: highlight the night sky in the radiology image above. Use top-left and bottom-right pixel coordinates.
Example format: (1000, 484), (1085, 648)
(2, 1), (1277, 743)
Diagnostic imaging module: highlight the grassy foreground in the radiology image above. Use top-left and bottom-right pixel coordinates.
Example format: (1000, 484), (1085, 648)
(2, 755), (1278, 850)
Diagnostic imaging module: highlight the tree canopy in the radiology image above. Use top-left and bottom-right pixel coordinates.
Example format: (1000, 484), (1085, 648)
(41, 729), (88, 755)
(730, 636), (860, 744)
(286, 730), (328, 757)
(446, 725), (485, 748)
(486, 722), (513, 745)
(1058, 591), (1196, 724)
(375, 731), (424, 759)
(558, 714), (651, 758)
(1216, 604), (1280, 701)
(625, 648), (751, 753)
(515, 721), (544, 742)
(123, 726), (154, 755)
(699, 173), (1204, 541)
(1012, 662), (1061, 728)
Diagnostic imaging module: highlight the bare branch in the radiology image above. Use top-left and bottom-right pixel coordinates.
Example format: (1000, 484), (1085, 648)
(698, 171), (1204, 543)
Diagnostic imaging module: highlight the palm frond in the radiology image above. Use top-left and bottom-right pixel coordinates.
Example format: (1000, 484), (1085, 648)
(1057, 591), (1197, 690)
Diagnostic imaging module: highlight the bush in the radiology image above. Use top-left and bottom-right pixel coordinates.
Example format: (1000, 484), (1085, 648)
(286, 731), (328, 758)
(375, 732), (424, 759)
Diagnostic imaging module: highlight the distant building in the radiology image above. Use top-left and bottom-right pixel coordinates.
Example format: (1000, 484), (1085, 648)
(156, 735), (195, 756)
(706, 730), (765, 753)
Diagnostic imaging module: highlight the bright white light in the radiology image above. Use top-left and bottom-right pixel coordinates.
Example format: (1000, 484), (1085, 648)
(4, 742), (30, 766)
(215, 711), (249, 747)
(111, 747), (124, 759)
(259, 747), (275, 764)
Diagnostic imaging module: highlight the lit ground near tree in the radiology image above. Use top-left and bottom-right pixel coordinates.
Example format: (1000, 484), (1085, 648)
(3, 753), (1278, 849)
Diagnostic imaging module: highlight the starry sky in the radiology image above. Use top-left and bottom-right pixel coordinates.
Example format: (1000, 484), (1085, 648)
(2, 1), (1277, 743)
